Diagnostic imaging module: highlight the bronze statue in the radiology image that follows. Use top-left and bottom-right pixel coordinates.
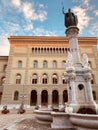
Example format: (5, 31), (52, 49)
(62, 8), (78, 28)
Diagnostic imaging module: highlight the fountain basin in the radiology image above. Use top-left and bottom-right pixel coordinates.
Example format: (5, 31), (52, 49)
(51, 112), (73, 129)
(70, 113), (98, 130)
(34, 109), (52, 125)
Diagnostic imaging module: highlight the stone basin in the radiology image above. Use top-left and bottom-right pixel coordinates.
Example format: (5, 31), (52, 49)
(70, 113), (98, 130)
(51, 112), (73, 129)
(34, 109), (52, 125)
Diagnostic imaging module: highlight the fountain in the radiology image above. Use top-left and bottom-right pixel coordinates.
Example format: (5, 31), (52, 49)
(34, 8), (98, 130)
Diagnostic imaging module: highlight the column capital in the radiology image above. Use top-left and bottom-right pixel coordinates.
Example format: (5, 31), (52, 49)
(66, 26), (79, 38)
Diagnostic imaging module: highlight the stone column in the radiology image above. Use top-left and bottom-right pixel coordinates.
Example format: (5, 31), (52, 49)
(48, 94), (52, 107)
(70, 80), (76, 103)
(85, 77), (94, 103)
(37, 93), (41, 107)
(59, 93), (63, 106)
(66, 27), (81, 67)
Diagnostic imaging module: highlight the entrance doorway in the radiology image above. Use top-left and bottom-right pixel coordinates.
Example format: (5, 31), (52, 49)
(30, 90), (37, 106)
(41, 90), (48, 106)
(0, 92), (2, 104)
(52, 90), (59, 106)
(63, 90), (68, 104)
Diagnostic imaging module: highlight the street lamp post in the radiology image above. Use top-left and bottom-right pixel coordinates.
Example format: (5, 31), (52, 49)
(18, 84), (26, 114)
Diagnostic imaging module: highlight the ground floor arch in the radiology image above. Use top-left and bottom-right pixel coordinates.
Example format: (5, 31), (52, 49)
(30, 89), (68, 106)
(52, 90), (59, 106)
(30, 90), (37, 106)
(41, 90), (48, 106)
(63, 90), (68, 104)
(0, 92), (2, 104)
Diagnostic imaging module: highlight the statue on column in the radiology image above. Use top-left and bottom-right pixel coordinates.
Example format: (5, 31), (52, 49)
(62, 7), (78, 28)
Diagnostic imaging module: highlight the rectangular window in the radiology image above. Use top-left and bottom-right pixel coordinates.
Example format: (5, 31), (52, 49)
(42, 79), (47, 84)
(32, 79), (37, 84)
(62, 79), (67, 84)
(16, 79), (21, 84)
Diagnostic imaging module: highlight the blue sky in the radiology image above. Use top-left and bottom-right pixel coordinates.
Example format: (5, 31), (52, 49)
(0, 0), (98, 55)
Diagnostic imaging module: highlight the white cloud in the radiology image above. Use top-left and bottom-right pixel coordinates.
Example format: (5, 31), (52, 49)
(24, 23), (33, 31)
(82, 0), (89, 7)
(22, 2), (47, 21)
(11, 0), (21, 7)
(92, 22), (98, 30)
(22, 2), (34, 19)
(72, 0), (79, 2)
(72, 6), (90, 32)
(32, 27), (56, 36)
(38, 10), (47, 22)
(94, 10), (98, 16)
(39, 4), (45, 9)
(0, 39), (10, 56)
(7, 22), (20, 32)
(11, 0), (47, 22)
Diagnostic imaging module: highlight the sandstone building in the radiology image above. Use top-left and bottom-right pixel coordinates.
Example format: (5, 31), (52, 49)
(0, 36), (98, 107)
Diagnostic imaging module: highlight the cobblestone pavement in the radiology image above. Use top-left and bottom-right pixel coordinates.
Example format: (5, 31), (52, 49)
(5, 116), (52, 130)
(0, 113), (32, 130)
(0, 110), (74, 130)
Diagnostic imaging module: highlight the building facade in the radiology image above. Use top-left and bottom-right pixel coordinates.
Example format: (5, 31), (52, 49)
(0, 36), (98, 107)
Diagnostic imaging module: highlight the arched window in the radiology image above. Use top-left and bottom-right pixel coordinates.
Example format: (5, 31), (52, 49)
(0, 92), (2, 102)
(53, 48), (55, 53)
(47, 48), (49, 53)
(43, 60), (48, 68)
(88, 61), (92, 68)
(56, 48), (58, 53)
(14, 91), (19, 100)
(62, 60), (66, 68)
(41, 48), (43, 53)
(35, 48), (37, 53)
(62, 74), (67, 84)
(34, 60), (38, 68)
(92, 91), (96, 100)
(18, 60), (22, 68)
(65, 48), (67, 53)
(32, 73), (38, 84)
(50, 48), (52, 53)
(52, 73), (58, 84)
(62, 48), (64, 53)
(63, 90), (68, 103)
(44, 48), (46, 53)
(38, 48), (40, 53)
(42, 73), (48, 84)
(91, 74), (95, 84)
(1, 76), (6, 85)
(3, 64), (7, 72)
(32, 48), (34, 53)
(52, 60), (57, 68)
(59, 48), (61, 53)
(16, 74), (21, 84)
